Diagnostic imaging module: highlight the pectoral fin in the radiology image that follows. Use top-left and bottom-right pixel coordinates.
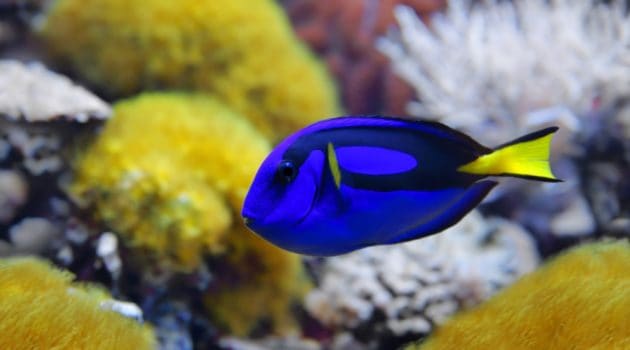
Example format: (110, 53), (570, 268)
(327, 142), (342, 189)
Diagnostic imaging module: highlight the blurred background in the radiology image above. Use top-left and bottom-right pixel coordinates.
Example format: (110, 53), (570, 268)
(0, 1), (628, 349)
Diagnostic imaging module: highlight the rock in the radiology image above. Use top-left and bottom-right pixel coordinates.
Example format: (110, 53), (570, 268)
(2, 124), (63, 174)
(3, 217), (59, 255)
(220, 336), (321, 350)
(96, 232), (122, 280)
(0, 170), (28, 223)
(100, 299), (144, 323)
(550, 192), (596, 236)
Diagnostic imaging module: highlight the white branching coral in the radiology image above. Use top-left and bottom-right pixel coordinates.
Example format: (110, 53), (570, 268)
(377, 0), (630, 143)
(305, 211), (539, 340)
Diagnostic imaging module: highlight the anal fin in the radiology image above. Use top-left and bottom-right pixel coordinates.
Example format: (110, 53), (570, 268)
(385, 180), (497, 244)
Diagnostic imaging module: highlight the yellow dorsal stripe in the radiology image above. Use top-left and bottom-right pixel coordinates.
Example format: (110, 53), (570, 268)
(327, 142), (342, 188)
(458, 132), (558, 180)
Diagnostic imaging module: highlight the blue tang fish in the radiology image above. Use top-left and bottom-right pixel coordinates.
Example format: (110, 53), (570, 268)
(242, 116), (559, 256)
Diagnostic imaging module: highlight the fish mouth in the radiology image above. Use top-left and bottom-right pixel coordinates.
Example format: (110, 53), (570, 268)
(242, 215), (265, 235)
(242, 213), (260, 229)
(241, 207), (259, 229)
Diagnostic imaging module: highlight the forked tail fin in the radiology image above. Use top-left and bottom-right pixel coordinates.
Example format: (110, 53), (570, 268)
(457, 127), (561, 182)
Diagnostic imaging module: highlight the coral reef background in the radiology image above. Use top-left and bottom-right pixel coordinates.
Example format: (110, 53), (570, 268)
(0, 0), (628, 349)
(281, 0), (446, 115)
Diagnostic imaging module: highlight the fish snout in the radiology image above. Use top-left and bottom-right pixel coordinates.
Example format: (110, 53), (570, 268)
(241, 208), (262, 230)
(242, 214), (268, 238)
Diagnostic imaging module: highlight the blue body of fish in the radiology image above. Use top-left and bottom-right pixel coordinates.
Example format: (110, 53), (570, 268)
(242, 116), (558, 256)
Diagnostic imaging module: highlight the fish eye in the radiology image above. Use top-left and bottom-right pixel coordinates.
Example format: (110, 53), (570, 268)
(278, 160), (297, 183)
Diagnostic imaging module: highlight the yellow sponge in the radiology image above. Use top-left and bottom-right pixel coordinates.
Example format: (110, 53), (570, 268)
(40, 0), (340, 140)
(71, 92), (310, 335)
(71, 92), (270, 269)
(409, 240), (630, 350)
(0, 257), (155, 350)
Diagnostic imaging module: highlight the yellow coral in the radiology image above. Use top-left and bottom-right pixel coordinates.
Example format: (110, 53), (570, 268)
(0, 257), (155, 349)
(40, 0), (340, 140)
(204, 225), (310, 336)
(71, 92), (270, 269)
(72, 92), (310, 333)
(408, 240), (630, 350)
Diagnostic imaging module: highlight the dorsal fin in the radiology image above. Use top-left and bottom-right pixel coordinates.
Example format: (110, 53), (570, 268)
(301, 116), (493, 155)
(327, 142), (341, 188)
(394, 118), (492, 155)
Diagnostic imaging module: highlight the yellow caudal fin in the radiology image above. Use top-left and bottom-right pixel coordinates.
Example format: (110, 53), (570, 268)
(457, 127), (561, 182)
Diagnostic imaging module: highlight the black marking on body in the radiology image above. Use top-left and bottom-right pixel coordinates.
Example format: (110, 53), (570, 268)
(282, 119), (490, 191)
